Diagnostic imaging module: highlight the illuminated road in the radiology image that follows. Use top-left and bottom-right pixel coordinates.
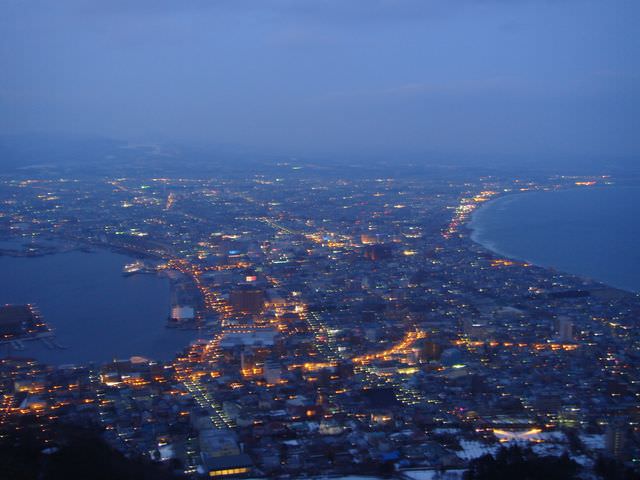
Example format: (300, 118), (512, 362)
(181, 377), (233, 429)
(306, 311), (427, 406)
(259, 217), (300, 235)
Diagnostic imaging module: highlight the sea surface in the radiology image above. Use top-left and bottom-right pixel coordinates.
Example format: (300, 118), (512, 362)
(0, 249), (198, 365)
(470, 186), (640, 293)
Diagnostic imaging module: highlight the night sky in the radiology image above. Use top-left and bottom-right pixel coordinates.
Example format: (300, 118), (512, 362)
(1, 0), (638, 160)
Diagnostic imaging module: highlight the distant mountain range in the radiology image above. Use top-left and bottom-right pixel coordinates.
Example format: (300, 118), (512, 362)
(1, 133), (638, 177)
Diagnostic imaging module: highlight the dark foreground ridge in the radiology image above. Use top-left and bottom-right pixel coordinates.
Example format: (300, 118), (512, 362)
(0, 421), (180, 480)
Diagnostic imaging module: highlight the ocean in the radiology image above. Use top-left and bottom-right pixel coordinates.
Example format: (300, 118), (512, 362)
(470, 186), (640, 293)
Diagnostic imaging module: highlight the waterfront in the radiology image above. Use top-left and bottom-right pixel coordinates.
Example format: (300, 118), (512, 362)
(0, 249), (197, 364)
(470, 186), (640, 293)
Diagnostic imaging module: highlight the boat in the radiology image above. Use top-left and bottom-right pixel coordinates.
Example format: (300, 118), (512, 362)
(122, 260), (152, 275)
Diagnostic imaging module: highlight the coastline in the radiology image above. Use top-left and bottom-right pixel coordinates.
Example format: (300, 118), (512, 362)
(468, 191), (537, 261)
(466, 186), (640, 294)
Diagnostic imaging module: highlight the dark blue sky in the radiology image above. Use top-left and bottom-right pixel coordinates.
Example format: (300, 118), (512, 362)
(1, 0), (638, 160)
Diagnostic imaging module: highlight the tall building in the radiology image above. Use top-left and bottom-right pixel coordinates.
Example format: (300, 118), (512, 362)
(557, 316), (574, 342)
(229, 285), (265, 315)
(605, 418), (629, 461)
(419, 340), (444, 361)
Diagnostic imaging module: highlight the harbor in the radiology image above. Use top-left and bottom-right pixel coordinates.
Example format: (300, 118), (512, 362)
(0, 248), (199, 365)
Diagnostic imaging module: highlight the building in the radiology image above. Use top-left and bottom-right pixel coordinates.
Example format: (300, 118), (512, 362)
(204, 453), (253, 478)
(605, 418), (629, 461)
(0, 305), (32, 337)
(263, 360), (282, 384)
(199, 429), (241, 458)
(229, 286), (265, 315)
(220, 329), (278, 349)
(556, 317), (574, 342)
(419, 340), (444, 361)
(535, 394), (562, 415)
(363, 244), (392, 261)
(360, 233), (378, 245)
(170, 305), (195, 321)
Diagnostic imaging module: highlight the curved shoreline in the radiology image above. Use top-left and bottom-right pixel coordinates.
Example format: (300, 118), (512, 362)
(468, 191), (535, 259)
(466, 186), (640, 294)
